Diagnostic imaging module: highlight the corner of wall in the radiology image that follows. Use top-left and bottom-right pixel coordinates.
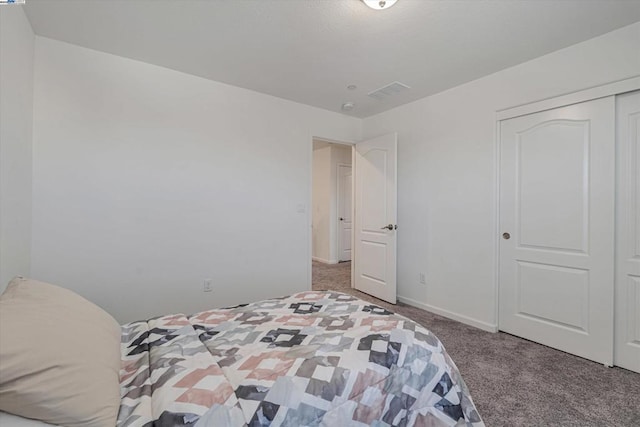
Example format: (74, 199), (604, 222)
(0, 5), (35, 288)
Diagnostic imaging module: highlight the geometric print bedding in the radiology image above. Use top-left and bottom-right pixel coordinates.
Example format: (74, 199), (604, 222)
(117, 291), (484, 426)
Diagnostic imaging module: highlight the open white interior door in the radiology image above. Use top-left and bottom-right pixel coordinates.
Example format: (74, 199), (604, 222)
(353, 133), (397, 303)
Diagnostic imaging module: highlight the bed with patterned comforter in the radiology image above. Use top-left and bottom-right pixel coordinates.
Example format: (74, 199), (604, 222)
(117, 291), (484, 426)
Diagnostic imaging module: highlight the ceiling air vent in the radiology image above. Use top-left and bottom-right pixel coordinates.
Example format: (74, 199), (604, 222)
(367, 81), (411, 101)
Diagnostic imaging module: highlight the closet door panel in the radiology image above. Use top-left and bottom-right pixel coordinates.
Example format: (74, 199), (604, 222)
(615, 90), (640, 373)
(499, 96), (615, 365)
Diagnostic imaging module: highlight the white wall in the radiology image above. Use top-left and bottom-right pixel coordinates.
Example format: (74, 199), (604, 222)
(312, 143), (351, 264)
(31, 37), (361, 322)
(25, 21), (640, 329)
(0, 6), (34, 290)
(363, 22), (640, 331)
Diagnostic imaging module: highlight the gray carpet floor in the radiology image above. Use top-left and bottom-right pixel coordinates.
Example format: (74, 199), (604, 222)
(312, 261), (640, 427)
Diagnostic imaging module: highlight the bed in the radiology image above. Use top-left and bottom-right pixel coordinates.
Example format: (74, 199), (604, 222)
(0, 279), (483, 426)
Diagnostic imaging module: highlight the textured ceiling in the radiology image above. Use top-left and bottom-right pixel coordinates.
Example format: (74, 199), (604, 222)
(23, 0), (640, 118)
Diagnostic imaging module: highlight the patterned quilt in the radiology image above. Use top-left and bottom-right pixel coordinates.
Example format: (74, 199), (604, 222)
(117, 291), (484, 426)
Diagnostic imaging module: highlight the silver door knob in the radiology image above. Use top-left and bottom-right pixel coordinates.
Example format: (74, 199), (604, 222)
(381, 224), (394, 230)
(502, 232), (511, 240)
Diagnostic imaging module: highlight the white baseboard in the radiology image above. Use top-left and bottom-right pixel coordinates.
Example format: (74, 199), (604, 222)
(397, 295), (498, 333)
(312, 257), (339, 265)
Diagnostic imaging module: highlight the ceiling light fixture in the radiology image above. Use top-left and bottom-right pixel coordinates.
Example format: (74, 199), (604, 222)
(341, 102), (355, 112)
(362, 0), (397, 10)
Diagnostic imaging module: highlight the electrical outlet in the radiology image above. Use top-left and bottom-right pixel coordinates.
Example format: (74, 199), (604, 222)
(419, 273), (426, 285)
(203, 279), (213, 292)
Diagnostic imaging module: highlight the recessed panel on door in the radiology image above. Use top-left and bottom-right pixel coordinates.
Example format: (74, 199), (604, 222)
(517, 121), (589, 253)
(360, 241), (387, 283)
(361, 150), (387, 232)
(499, 96), (615, 365)
(517, 261), (589, 332)
(626, 277), (640, 343)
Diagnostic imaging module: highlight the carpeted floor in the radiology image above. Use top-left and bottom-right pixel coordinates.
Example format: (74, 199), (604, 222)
(312, 260), (640, 427)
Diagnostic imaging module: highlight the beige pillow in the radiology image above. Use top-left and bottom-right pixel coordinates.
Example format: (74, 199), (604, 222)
(0, 277), (121, 427)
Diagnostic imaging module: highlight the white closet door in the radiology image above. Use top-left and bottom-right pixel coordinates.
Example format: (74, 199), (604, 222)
(499, 96), (615, 365)
(615, 90), (640, 373)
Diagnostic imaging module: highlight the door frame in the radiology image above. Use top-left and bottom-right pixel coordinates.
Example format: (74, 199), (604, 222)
(336, 162), (353, 262)
(494, 76), (640, 331)
(309, 137), (355, 290)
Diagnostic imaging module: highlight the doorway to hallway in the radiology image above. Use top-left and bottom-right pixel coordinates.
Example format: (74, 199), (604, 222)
(311, 260), (351, 292)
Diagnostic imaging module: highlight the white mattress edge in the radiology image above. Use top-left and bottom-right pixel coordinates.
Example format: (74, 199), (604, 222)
(0, 412), (58, 427)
